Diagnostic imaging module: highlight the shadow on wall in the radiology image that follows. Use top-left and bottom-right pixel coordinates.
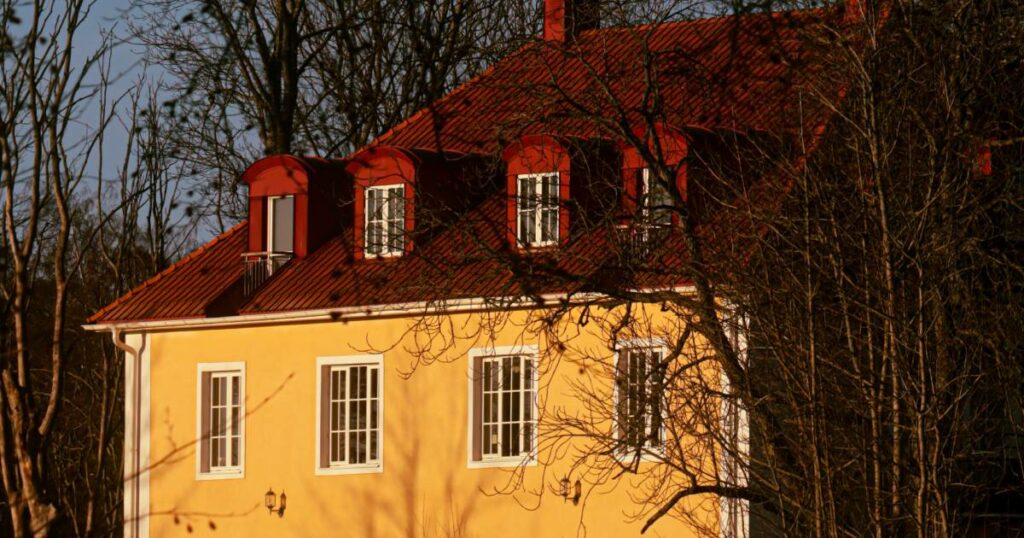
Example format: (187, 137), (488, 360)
(304, 362), (485, 538)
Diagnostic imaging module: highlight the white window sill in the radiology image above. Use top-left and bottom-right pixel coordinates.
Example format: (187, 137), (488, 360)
(614, 447), (666, 464)
(196, 468), (245, 481)
(468, 456), (538, 469)
(363, 250), (404, 259)
(518, 242), (558, 250)
(315, 463), (384, 476)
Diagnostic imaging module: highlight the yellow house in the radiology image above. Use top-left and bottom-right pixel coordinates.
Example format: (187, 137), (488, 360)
(84, 2), (839, 536)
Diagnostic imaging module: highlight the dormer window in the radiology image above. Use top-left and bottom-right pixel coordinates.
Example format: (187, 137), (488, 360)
(638, 168), (672, 228)
(516, 173), (560, 247)
(365, 185), (405, 256)
(267, 195), (295, 253)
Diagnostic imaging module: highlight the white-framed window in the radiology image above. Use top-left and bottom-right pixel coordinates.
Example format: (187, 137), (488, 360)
(364, 185), (405, 256)
(615, 344), (667, 456)
(316, 355), (384, 475)
(516, 173), (560, 247)
(267, 195), (295, 253)
(196, 362), (245, 479)
(639, 168), (673, 227)
(468, 345), (539, 468)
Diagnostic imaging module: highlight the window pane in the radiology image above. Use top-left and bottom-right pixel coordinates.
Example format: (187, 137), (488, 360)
(349, 399), (358, 430)
(350, 368), (360, 404)
(510, 423), (520, 455)
(218, 427), (226, 465)
(211, 438), (221, 467)
(367, 188), (383, 219)
(543, 175), (558, 204)
(271, 196), (294, 253)
(212, 377), (221, 406)
(518, 177), (536, 245)
(542, 207), (558, 242)
(387, 187), (404, 252)
(519, 207), (534, 244)
(211, 406), (220, 436)
(367, 222), (383, 255)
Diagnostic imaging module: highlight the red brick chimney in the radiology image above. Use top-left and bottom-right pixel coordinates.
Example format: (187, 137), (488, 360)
(544, 0), (599, 43)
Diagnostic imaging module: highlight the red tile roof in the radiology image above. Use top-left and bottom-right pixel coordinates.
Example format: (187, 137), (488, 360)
(89, 8), (840, 324)
(375, 9), (833, 154)
(88, 222), (248, 323)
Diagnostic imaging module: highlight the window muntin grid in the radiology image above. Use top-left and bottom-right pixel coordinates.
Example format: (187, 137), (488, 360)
(327, 364), (381, 467)
(618, 348), (666, 452)
(480, 355), (535, 459)
(516, 173), (559, 247)
(208, 371), (242, 471)
(365, 185), (405, 256)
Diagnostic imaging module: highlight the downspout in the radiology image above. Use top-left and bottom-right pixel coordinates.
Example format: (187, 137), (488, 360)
(112, 327), (141, 538)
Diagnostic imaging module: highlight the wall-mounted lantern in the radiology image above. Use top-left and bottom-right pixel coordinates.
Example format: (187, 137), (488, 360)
(559, 477), (582, 506)
(265, 488), (287, 517)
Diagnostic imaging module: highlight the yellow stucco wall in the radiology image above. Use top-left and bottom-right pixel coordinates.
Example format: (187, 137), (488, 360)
(144, 307), (720, 537)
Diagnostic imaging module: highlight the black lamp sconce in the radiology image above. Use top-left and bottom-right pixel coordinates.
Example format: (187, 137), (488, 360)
(559, 477), (582, 505)
(264, 488), (287, 517)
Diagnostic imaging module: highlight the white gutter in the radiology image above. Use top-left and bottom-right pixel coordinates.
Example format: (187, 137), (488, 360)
(84, 288), (696, 333)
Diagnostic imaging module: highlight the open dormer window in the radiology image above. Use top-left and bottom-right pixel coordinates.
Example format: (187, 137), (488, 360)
(365, 185), (405, 256)
(516, 173), (560, 247)
(267, 195), (295, 253)
(638, 168), (673, 228)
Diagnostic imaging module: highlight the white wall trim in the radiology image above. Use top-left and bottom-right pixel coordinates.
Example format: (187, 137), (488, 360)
(466, 344), (540, 469)
(719, 305), (750, 538)
(195, 361), (246, 481)
(314, 354), (385, 476)
(84, 288), (699, 334)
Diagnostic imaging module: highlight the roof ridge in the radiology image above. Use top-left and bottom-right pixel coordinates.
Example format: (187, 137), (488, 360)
(87, 221), (249, 323)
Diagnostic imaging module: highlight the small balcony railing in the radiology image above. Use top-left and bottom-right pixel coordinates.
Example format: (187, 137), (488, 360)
(614, 223), (670, 260)
(242, 251), (293, 296)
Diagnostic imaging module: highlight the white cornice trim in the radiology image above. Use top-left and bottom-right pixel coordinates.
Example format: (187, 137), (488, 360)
(83, 287), (696, 333)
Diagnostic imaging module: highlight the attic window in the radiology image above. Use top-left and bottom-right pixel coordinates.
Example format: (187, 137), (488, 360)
(639, 168), (672, 227)
(516, 173), (559, 247)
(365, 185), (405, 256)
(267, 195), (295, 253)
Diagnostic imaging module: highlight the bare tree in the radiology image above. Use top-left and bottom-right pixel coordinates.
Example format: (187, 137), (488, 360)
(0, 2), (199, 535)
(361, 0), (1024, 536)
(131, 0), (538, 231)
